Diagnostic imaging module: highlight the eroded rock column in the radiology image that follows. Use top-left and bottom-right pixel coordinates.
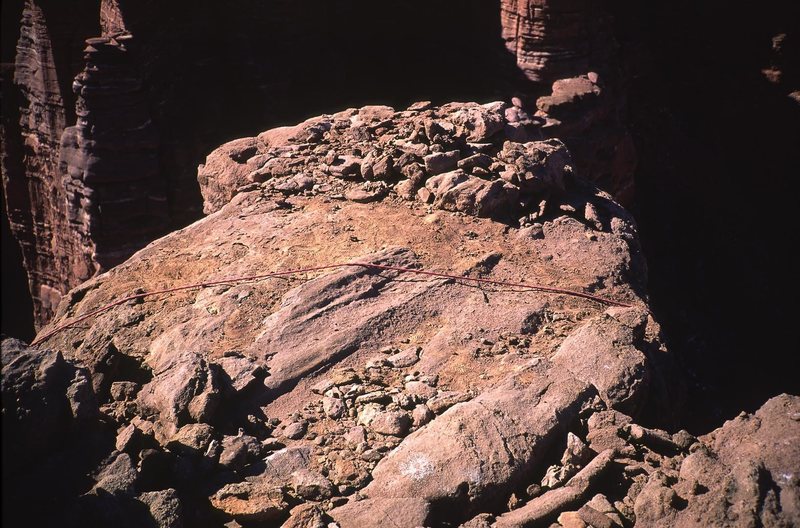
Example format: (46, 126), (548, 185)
(60, 34), (167, 270)
(2, 0), (99, 326)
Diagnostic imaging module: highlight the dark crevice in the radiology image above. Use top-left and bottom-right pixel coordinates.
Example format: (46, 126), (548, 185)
(609, 0), (800, 433)
(1, 0), (34, 341)
(1, 180), (34, 340)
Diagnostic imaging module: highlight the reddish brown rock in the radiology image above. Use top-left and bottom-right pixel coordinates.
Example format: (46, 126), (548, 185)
(209, 481), (288, 524)
(282, 503), (326, 528)
(551, 308), (651, 415)
(11, 98), (796, 528)
(137, 345), (223, 438)
(362, 371), (596, 512)
(196, 137), (262, 214)
(500, 0), (615, 85)
(329, 498), (431, 528)
(136, 489), (184, 528)
(2, 0), (101, 325)
(15, 104), (671, 527)
(534, 75), (638, 205)
(494, 450), (616, 528)
(634, 394), (800, 528)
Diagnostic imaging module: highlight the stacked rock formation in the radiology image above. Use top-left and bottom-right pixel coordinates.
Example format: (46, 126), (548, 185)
(60, 34), (168, 269)
(500, 0), (616, 85)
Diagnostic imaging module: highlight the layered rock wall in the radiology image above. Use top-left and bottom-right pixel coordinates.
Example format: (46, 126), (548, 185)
(60, 34), (167, 269)
(2, 0), (100, 324)
(500, 0), (616, 85)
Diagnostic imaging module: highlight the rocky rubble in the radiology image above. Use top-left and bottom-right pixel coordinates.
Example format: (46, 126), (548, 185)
(198, 99), (629, 224)
(4, 336), (797, 527)
(3, 104), (797, 527)
(490, 394), (800, 528)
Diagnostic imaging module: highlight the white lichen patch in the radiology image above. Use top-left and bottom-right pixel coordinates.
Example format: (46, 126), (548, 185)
(400, 454), (435, 481)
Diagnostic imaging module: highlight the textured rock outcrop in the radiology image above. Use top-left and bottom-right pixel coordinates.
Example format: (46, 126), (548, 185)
(499, 0), (636, 202)
(12, 104), (649, 526)
(2, 337), (98, 456)
(632, 394), (800, 528)
(4, 105), (796, 526)
(4, 337), (797, 527)
(1, 338), (192, 528)
(60, 34), (168, 270)
(197, 101), (636, 230)
(2, 3), (797, 526)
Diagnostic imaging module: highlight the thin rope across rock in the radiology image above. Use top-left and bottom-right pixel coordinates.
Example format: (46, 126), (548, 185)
(31, 261), (633, 347)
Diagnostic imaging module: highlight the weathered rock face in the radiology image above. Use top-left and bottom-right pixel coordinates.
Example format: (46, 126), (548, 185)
(7, 104), (648, 526)
(2, 0), (636, 332)
(1, 337), (192, 528)
(500, 0), (616, 85)
(4, 105), (796, 526)
(492, 395), (800, 528)
(6, 332), (795, 527)
(633, 394), (800, 528)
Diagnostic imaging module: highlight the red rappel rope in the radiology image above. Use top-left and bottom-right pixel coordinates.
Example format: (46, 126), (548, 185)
(30, 261), (633, 347)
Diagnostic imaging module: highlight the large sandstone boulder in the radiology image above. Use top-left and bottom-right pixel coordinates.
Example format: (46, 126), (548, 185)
(27, 103), (656, 526)
(14, 103), (788, 527)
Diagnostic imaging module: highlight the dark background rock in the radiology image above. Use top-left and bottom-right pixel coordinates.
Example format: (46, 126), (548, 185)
(608, 0), (800, 429)
(1, 338), (114, 527)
